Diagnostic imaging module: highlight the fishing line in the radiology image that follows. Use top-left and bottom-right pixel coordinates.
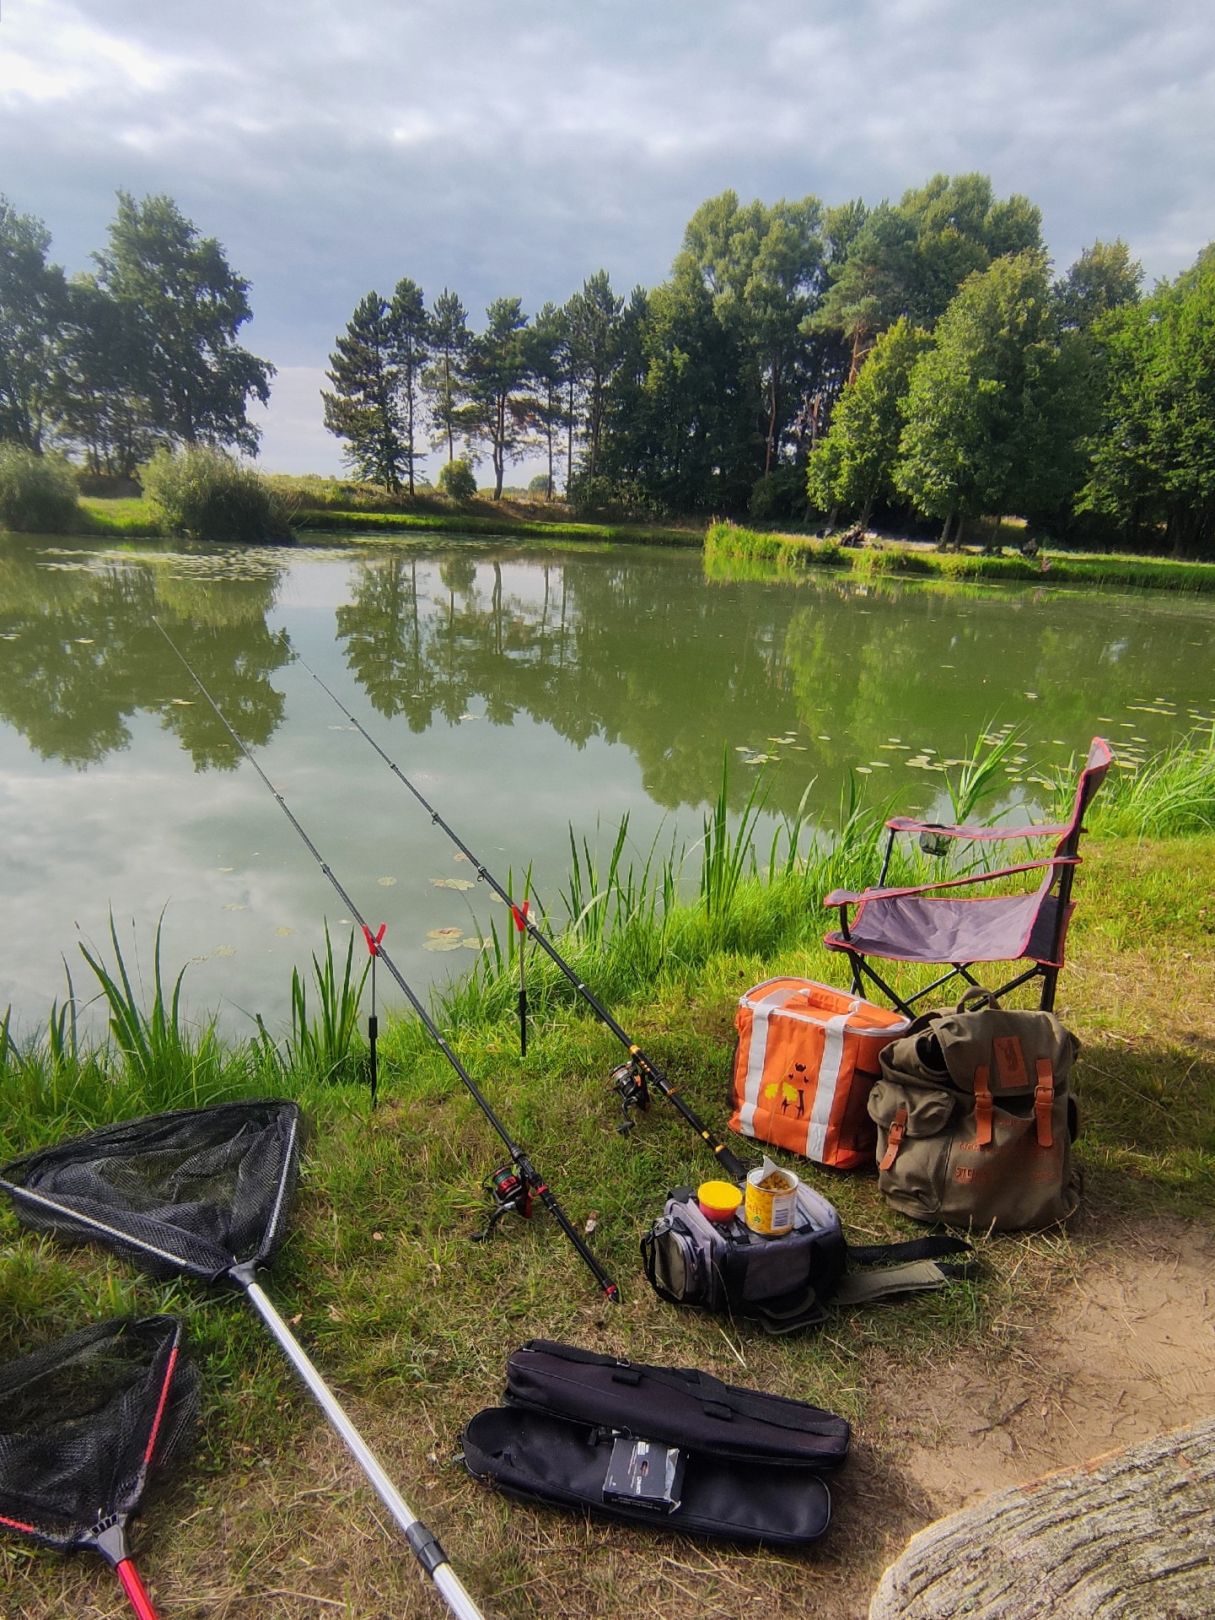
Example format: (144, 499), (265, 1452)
(293, 649), (750, 1181)
(153, 619), (619, 1305)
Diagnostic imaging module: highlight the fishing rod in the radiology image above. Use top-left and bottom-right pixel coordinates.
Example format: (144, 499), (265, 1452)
(294, 651), (751, 1183)
(153, 621), (619, 1306)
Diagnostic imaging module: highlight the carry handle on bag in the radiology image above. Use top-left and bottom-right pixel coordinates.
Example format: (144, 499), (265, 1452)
(869, 991), (1081, 1231)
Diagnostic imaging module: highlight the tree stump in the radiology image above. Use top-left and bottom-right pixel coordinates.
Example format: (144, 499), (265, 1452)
(870, 1416), (1215, 1619)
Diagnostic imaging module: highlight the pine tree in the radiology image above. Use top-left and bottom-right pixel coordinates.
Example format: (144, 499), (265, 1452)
(388, 278), (428, 495)
(322, 291), (405, 491)
(423, 289), (471, 462)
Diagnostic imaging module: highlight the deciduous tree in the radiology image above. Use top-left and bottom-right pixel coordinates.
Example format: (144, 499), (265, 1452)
(93, 192), (272, 456)
(806, 317), (932, 525)
(894, 251), (1067, 545)
(1079, 247), (1215, 557)
(1056, 240), (1143, 331)
(0, 197), (67, 452)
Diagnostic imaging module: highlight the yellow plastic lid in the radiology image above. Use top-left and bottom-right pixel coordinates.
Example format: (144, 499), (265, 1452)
(697, 1180), (743, 1218)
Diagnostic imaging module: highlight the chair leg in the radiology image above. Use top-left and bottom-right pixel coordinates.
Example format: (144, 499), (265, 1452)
(848, 954), (918, 1019)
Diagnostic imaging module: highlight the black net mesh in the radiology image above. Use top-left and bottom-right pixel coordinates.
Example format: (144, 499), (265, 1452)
(0, 1100), (302, 1283)
(0, 1315), (198, 1553)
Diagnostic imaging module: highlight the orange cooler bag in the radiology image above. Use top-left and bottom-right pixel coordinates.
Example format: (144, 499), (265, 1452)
(729, 979), (909, 1169)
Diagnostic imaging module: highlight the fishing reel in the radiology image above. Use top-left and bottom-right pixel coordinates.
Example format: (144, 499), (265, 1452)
(610, 1057), (650, 1135)
(472, 1162), (534, 1242)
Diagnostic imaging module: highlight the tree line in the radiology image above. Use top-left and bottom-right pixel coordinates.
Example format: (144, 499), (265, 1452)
(3, 175), (1213, 556)
(324, 175), (1213, 555)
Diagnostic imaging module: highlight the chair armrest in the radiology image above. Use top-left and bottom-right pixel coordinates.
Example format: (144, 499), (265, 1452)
(886, 815), (1072, 843)
(848, 855), (1079, 903)
(824, 889), (863, 908)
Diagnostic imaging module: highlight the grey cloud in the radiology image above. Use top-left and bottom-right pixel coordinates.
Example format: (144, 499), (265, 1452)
(3, 0), (1212, 471)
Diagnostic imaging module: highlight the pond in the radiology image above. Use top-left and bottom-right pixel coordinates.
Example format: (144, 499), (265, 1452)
(1, 530), (1212, 1039)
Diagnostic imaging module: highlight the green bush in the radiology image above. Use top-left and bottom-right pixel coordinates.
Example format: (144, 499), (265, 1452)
(438, 457), (477, 501)
(140, 447), (293, 543)
(0, 445), (79, 533)
(748, 464), (809, 522)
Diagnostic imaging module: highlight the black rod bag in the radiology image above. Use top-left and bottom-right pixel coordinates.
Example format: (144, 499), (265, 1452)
(461, 1339), (846, 1545)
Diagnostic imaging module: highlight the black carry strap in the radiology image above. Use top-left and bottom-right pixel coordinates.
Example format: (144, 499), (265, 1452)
(835, 1234), (976, 1307)
(846, 1234), (974, 1267)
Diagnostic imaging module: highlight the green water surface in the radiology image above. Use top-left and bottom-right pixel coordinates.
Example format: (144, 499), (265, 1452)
(1, 531), (1211, 1036)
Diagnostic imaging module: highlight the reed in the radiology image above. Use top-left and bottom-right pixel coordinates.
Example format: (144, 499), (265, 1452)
(1079, 728), (1215, 837)
(286, 924), (369, 1083)
(77, 913), (226, 1110)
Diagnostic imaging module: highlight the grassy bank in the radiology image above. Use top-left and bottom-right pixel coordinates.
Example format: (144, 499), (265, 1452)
(292, 505), (701, 546)
(705, 520), (1215, 594)
(75, 492), (702, 548)
(2, 744), (1213, 1617)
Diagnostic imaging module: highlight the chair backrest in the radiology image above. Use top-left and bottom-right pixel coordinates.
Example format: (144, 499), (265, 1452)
(1055, 737), (1113, 859)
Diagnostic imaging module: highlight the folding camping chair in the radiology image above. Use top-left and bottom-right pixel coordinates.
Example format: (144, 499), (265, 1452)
(823, 737), (1113, 1017)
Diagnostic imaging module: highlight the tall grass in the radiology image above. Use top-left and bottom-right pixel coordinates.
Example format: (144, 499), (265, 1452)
(285, 924), (368, 1083)
(77, 913), (225, 1109)
(5, 733), (1213, 1155)
(704, 520), (1215, 594)
(1079, 728), (1215, 837)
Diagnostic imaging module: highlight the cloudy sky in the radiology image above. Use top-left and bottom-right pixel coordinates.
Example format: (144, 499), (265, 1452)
(3, 0), (1212, 477)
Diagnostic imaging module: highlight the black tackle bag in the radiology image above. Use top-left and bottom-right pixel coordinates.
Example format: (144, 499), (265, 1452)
(461, 1339), (848, 1546)
(641, 1183), (977, 1333)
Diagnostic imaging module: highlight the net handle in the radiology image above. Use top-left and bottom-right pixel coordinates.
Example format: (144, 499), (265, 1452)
(115, 1558), (159, 1620)
(241, 1279), (485, 1620)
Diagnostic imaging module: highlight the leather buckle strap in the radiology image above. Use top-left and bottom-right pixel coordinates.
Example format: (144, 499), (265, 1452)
(879, 1105), (908, 1171)
(973, 1063), (993, 1148)
(1034, 1057), (1055, 1148)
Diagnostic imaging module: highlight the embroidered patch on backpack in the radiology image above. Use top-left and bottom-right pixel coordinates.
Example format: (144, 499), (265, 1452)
(993, 1036), (1029, 1088)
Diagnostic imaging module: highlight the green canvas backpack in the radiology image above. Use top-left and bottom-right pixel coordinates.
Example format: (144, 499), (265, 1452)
(867, 994), (1080, 1231)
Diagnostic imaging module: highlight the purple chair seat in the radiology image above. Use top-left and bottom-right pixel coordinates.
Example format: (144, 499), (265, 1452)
(826, 890), (1067, 967)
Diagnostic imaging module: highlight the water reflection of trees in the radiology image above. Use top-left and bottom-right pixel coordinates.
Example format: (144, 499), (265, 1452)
(0, 548), (289, 769)
(334, 552), (1210, 815)
(4, 537), (1203, 803)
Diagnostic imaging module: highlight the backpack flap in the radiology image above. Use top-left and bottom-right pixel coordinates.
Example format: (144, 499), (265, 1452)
(461, 1404), (833, 1545)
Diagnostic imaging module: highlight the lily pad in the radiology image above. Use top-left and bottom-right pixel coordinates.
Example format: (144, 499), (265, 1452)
(427, 927), (463, 939)
(377, 876), (398, 887)
(431, 877), (477, 891)
(423, 936), (464, 952)
(275, 926), (295, 938)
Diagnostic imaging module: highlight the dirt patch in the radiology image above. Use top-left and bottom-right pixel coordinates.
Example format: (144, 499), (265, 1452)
(870, 1217), (1215, 1521)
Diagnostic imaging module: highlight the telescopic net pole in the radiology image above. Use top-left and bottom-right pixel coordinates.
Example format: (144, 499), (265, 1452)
(240, 1277), (484, 1620)
(114, 1561), (159, 1620)
(295, 652), (750, 1181)
(153, 622), (618, 1304)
